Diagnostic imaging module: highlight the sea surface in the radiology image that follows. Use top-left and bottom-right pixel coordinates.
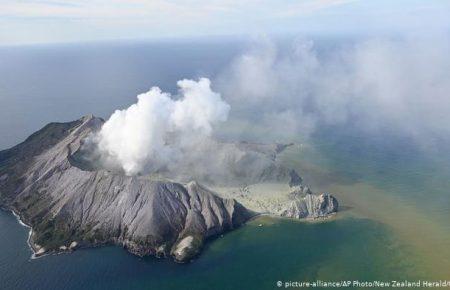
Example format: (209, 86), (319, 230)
(0, 39), (449, 289)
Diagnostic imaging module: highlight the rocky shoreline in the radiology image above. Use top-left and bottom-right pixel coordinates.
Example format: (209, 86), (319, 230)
(9, 208), (77, 259)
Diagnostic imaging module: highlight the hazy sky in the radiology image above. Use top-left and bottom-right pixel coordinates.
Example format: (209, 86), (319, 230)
(1, 0), (450, 45)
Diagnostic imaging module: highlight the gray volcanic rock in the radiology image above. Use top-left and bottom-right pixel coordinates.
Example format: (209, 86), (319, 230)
(0, 115), (253, 262)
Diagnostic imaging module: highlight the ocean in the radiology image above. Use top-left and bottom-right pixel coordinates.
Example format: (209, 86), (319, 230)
(0, 39), (449, 289)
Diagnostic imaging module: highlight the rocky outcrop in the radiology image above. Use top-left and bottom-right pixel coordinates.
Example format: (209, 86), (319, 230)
(0, 115), (253, 262)
(279, 192), (338, 219)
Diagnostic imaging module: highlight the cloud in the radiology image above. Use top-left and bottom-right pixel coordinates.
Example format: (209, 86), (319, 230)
(274, 0), (357, 17)
(2, 1), (450, 45)
(0, 0), (183, 19)
(0, 0), (364, 44)
(1, 0), (352, 19)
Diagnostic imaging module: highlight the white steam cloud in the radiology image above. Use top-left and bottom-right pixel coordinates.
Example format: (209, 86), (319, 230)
(86, 35), (450, 181)
(95, 78), (230, 175)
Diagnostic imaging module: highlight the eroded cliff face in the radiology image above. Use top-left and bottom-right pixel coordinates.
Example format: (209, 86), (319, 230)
(0, 115), (252, 262)
(279, 191), (338, 219)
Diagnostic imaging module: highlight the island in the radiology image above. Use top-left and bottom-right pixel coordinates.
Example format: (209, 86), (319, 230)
(0, 115), (338, 262)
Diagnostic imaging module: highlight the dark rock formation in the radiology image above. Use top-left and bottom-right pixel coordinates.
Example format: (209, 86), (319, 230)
(288, 169), (303, 187)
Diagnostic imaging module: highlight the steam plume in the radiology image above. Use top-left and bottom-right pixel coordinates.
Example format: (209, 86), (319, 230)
(216, 35), (450, 147)
(96, 78), (230, 175)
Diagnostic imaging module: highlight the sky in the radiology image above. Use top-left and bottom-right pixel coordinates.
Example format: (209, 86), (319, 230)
(1, 0), (450, 45)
